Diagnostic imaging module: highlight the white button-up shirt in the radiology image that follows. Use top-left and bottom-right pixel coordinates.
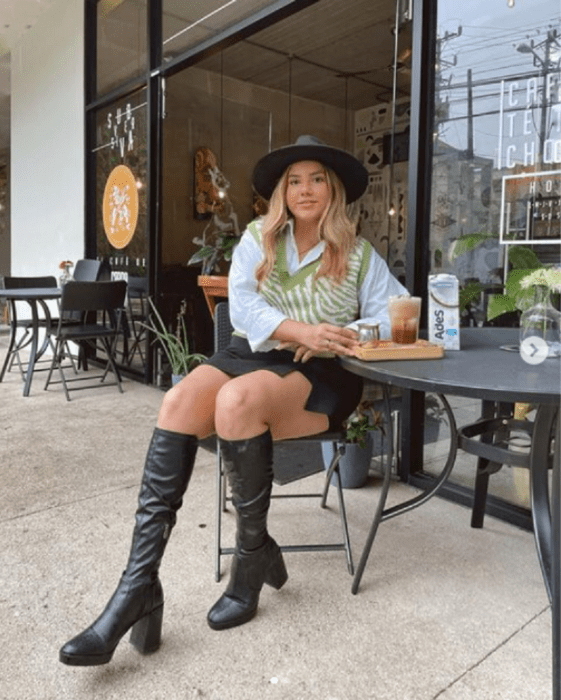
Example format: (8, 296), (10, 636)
(228, 219), (408, 351)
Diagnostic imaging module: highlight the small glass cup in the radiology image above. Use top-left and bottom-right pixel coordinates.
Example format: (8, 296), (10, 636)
(357, 323), (380, 344)
(388, 295), (422, 344)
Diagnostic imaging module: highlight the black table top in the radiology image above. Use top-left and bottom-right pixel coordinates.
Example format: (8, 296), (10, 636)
(0, 287), (61, 300)
(341, 327), (561, 405)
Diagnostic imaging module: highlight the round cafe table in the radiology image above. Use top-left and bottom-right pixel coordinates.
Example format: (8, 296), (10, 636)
(0, 287), (61, 396)
(340, 327), (560, 699)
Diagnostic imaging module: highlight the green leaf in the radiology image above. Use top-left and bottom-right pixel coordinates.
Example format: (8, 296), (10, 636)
(486, 293), (518, 320)
(508, 246), (541, 270)
(188, 246), (215, 266)
(448, 233), (496, 261)
(459, 281), (484, 312)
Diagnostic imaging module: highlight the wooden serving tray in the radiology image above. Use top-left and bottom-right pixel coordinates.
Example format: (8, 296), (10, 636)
(354, 339), (444, 361)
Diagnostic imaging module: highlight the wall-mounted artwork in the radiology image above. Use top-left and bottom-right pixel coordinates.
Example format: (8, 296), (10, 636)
(194, 147), (219, 220)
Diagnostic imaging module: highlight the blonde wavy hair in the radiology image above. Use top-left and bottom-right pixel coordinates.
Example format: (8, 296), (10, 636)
(255, 163), (358, 287)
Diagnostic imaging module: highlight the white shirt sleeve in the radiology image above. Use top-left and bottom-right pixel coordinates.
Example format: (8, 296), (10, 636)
(350, 246), (409, 339)
(228, 228), (288, 351)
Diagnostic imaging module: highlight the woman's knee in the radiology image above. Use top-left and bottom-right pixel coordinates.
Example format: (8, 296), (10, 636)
(215, 381), (262, 422)
(158, 367), (227, 434)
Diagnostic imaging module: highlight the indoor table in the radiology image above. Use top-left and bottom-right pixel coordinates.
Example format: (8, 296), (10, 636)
(0, 287), (61, 396)
(340, 327), (560, 699)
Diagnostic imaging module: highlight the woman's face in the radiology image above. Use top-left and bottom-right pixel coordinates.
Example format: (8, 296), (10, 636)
(285, 160), (331, 226)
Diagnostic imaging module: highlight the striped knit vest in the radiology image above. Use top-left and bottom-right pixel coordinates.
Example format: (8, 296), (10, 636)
(248, 219), (372, 327)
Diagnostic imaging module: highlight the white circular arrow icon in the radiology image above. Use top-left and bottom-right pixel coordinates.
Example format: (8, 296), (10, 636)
(519, 336), (549, 365)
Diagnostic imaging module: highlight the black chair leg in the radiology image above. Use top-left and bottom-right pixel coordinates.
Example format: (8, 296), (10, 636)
(471, 461), (491, 528)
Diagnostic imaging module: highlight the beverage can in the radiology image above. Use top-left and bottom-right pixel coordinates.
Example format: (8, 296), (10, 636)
(428, 274), (460, 350)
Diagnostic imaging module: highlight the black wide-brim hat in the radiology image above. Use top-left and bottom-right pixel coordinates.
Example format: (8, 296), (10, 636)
(252, 135), (368, 204)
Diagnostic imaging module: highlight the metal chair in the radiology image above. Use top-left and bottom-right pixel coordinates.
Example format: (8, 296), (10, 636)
(461, 402), (554, 528)
(71, 259), (113, 365)
(1, 275), (60, 379)
(73, 258), (110, 282)
(44, 280), (127, 400)
(213, 301), (354, 582)
(124, 276), (149, 367)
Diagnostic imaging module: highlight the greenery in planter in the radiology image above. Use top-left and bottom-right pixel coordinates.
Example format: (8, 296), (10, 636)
(449, 232), (561, 320)
(188, 230), (239, 276)
(345, 400), (381, 449)
(142, 298), (206, 377)
(187, 165), (242, 275)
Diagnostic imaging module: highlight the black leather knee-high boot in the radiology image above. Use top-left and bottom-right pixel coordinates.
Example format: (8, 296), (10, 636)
(59, 428), (197, 666)
(207, 430), (288, 631)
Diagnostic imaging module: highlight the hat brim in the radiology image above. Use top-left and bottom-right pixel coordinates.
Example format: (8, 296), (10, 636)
(252, 143), (368, 204)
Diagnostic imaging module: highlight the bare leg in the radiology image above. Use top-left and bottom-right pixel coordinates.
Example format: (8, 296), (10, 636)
(214, 369), (329, 441)
(157, 364), (230, 437)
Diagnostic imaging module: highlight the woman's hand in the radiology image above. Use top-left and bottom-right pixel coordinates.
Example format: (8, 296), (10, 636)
(275, 341), (316, 363)
(275, 321), (358, 362)
(299, 322), (358, 356)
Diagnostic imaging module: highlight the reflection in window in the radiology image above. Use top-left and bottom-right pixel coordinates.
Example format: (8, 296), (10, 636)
(97, 0), (148, 96)
(430, 0), (560, 329)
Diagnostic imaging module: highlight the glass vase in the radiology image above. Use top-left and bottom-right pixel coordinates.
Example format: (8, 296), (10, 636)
(519, 285), (561, 358)
(59, 265), (74, 287)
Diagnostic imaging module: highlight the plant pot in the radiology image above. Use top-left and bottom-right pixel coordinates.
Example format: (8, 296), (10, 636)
(171, 373), (186, 386)
(321, 431), (374, 489)
(197, 275), (229, 317)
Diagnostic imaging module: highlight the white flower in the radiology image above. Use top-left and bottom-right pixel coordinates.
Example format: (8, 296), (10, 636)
(520, 267), (561, 292)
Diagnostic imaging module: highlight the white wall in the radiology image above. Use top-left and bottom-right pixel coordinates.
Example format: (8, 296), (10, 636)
(10, 0), (84, 279)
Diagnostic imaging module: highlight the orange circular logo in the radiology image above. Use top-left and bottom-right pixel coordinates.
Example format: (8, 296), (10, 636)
(102, 165), (139, 249)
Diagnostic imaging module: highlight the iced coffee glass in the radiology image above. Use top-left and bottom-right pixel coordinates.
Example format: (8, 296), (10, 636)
(388, 295), (422, 344)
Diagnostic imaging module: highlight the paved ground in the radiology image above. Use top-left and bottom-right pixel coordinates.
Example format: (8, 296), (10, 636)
(0, 331), (553, 699)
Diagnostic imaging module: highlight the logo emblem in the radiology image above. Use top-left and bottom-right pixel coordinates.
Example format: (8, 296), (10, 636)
(102, 165), (139, 250)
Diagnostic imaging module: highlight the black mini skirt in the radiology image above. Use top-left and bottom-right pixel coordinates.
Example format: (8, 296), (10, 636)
(203, 335), (363, 431)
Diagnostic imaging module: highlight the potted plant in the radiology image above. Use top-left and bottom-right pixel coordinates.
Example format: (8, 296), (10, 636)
(449, 232), (560, 321)
(321, 401), (380, 489)
(142, 298), (206, 385)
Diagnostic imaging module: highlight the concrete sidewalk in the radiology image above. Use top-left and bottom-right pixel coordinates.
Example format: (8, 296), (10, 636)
(0, 339), (553, 699)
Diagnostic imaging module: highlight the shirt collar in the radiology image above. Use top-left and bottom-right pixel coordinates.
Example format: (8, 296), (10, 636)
(285, 219), (326, 269)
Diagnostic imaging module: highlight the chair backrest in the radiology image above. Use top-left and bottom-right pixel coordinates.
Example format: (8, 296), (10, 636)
(2, 275), (57, 289)
(127, 276), (149, 297)
(73, 259), (105, 282)
(214, 301), (234, 352)
(60, 280), (127, 314)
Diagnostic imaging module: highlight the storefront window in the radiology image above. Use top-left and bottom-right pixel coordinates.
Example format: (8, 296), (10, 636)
(425, 0), (560, 511)
(93, 88), (148, 373)
(429, 0), (560, 326)
(97, 0), (148, 96)
(159, 0), (412, 358)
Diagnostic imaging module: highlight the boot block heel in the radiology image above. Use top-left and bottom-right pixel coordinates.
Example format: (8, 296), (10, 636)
(129, 604), (163, 654)
(264, 553), (288, 590)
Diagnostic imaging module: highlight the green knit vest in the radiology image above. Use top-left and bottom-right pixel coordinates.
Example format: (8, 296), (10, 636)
(248, 219), (371, 327)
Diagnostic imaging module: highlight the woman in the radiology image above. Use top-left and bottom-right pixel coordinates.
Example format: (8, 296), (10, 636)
(59, 135), (407, 666)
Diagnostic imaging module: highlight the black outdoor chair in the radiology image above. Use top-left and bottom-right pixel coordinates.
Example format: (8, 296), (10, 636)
(70, 259), (113, 365)
(212, 301), (354, 582)
(44, 280), (127, 401)
(124, 276), (149, 367)
(73, 258), (110, 282)
(1, 275), (62, 379)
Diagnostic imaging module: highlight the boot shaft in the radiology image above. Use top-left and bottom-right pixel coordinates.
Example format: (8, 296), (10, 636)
(219, 430), (274, 552)
(125, 428), (198, 582)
